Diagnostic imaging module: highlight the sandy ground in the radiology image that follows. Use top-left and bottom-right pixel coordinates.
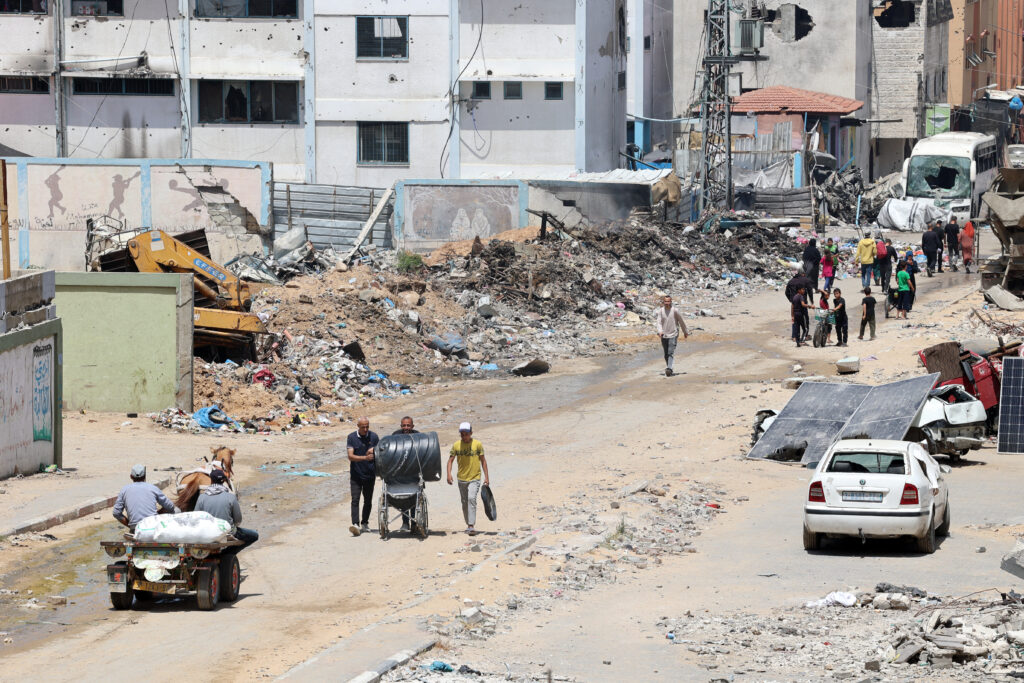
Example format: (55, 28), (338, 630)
(0, 228), (1017, 682)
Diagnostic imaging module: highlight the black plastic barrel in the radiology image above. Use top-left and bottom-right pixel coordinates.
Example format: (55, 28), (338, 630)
(375, 432), (442, 483)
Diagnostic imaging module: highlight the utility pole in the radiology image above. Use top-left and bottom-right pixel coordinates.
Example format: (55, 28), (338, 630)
(1, 160), (10, 279)
(699, 0), (733, 213)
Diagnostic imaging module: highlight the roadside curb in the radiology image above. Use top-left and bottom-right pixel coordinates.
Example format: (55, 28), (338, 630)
(0, 476), (172, 539)
(344, 638), (439, 683)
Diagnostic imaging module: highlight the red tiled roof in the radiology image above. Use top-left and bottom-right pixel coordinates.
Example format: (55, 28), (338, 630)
(731, 85), (864, 115)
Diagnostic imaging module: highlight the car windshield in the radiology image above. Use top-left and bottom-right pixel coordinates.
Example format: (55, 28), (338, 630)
(827, 452), (906, 474)
(906, 155), (971, 199)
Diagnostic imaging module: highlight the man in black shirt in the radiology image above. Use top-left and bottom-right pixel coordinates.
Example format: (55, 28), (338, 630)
(347, 417), (379, 536)
(791, 286), (809, 347)
(945, 217), (961, 271)
(858, 287), (877, 340)
(922, 224), (942, 276)
(832, 288), (848, 347)
(391, 416), (420, 531)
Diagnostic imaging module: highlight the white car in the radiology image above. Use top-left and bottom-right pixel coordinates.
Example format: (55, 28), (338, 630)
(803, 439), (951, 554)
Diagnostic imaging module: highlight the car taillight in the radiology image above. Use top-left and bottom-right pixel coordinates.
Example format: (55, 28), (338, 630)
(808, 481), (825, 502)
(901, 483), (919, 505)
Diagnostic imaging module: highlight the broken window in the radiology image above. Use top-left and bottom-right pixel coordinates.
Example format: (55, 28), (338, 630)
(770, 4), (813, 42)
(0, 0), (45, 13)
(874, 0), (915, 28)
(197, 80), (299, 124)
(355, 16), (409, 59)
(196, 0), (297, 18)
(70, 0), (124, 16)
(0, 76), (49, 93)
(357, 122), (409, 164)
(72, 78), (173, 96)
(906, 155), (971, 199)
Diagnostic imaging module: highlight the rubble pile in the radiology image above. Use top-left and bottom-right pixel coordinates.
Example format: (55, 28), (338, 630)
(817, 168), (902, 226)
(661, 587), (1024, 680)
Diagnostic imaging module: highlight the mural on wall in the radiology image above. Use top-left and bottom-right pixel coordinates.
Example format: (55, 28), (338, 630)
(405, 185), (518, 242)
(32, 343), (52, 442)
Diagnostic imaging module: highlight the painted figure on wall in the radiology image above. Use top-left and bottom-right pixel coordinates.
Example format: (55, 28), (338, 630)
(107, 171), (141, 221)
(44, 169), (67, 222)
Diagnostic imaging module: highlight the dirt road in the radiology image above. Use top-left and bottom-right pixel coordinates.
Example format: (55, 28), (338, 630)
(0, 233), (1017, 682)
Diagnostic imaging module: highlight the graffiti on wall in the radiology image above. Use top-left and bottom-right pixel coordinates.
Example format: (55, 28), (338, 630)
(32, 343), (52, 442)
(404, 185), (519, 242)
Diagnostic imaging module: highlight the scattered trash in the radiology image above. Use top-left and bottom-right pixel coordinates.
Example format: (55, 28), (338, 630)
(283, 469), (333, 478)
(805, 591), (858, 608)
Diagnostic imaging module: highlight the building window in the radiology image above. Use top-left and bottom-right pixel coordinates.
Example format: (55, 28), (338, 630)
(503, 81), (522, 100)
(72, 78), (174, 96)
(471, 81), (491, 100)
(544, 82), (563, 100)
(0, 76), (49, 93)
(356, 16), (408, 59)
(0, 0), (46, 13)
(644, 35), (652, 50)
(197, 80), (299, 123)
(196, 0), (297, 18)
(357, 122), (409, 165)
(71, 0), (123, 15)
(617, 71), (626, 91)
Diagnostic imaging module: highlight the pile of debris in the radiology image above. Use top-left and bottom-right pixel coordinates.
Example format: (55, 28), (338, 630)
(817, 168), (904, 226)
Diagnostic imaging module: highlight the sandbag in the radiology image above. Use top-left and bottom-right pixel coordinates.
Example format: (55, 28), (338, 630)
(135, 511), (231, 544)
(480, 484), (497, 521)
(376, 432), (442, 483)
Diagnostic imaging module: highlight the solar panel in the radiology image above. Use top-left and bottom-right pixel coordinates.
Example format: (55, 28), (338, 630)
(839, 374), (939, 441)
(746, 382), (871, 464)
(999, 357), (1024, 454)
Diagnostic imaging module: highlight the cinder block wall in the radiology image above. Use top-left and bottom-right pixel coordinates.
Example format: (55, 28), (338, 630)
(54, 273), (193, 413)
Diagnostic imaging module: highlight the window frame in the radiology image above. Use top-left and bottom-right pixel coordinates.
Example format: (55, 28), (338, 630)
(355, 15), (410, 60)
(357, 121), (410, 166)
(471, 81), (491, 100)
(0, 76), (49, 93)
(544, 81), (563, 101)
(0, 0), (48, 15)
(71, 77), (174, 96)
(69, 0), (125, 17)
(196, 80), (301, 124)
(194, 0), (298, 19)
(503, 81), (522, 100)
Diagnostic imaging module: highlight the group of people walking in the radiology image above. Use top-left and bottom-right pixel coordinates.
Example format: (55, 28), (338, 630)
(346, 417), (491, 537)
(920, 217), (976, 276)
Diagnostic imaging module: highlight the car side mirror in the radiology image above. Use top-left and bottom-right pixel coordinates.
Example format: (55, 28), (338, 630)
(939, 465), (952, 474)
(805, 461), (820, 469)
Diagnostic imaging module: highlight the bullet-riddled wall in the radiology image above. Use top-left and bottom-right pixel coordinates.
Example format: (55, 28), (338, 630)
(54, 272), (193, 414)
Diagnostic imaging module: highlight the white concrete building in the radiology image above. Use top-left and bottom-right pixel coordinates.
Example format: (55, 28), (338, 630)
(626, 0), (673, 153)
(0, 0), (628, 185)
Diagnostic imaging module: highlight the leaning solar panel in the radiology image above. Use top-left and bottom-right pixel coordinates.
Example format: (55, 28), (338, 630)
(999, 357), (1024, 454)
(839, 373), (939, 441)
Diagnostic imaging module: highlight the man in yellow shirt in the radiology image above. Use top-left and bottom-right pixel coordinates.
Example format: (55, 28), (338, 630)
(856, 231), (877, 290)
(447, 422), (490, 536)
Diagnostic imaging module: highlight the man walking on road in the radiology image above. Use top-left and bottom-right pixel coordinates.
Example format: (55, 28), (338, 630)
(656, 295), (689, 377)
(856, 231), (877, 289)
(391, 416), (419, 532)
(112, 464), (179, 531)
(194, 468), (259, 553)
(922, 222), (942, 276)
(945, 217), (961, 271)
(446, 423), (490, 536)
(347, 417), (379, 536)
(791, 285), (810, 347)
(934, 220), (946, 272)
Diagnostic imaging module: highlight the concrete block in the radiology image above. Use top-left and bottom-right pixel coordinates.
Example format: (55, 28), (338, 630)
(0, 305), (57, 333)
(836, 356), (860, 374)
(0, 271), (55, 316)
(1001, 541), (1024, 581)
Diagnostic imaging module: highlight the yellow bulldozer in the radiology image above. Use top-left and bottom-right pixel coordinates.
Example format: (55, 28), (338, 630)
(92, 227), (268, 359)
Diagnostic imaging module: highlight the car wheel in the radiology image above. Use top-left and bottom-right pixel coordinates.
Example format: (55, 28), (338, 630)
(802, 525), (821, 551)
(916, 512), (937, 554)
(936, 501), (951, 537)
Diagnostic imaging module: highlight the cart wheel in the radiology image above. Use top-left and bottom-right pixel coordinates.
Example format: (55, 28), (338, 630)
(219, 555), (240, 602)
(378, 500), (389, 540)
(109, 561), (134, 610)
(196, 565), (220, 610)
(415, 495), (429, 539)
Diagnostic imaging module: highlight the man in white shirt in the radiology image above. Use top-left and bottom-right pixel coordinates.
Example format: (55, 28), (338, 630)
(656, 295), (689, 377)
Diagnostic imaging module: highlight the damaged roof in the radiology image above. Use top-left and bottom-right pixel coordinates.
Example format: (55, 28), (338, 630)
(732, 86), (864, 115)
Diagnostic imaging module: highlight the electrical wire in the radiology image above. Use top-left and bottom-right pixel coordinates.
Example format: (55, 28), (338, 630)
(163, 0), (190, 157)
(439, 0), (483, 178)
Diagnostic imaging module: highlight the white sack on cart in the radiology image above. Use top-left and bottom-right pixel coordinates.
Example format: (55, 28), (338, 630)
(135, 511), (231, 544)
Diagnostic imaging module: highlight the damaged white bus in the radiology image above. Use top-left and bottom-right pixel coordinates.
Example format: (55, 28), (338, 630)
(901, 132), (998, 223)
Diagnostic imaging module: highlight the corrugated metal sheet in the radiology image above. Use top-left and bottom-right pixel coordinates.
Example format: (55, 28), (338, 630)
(272, 183), (394, 251)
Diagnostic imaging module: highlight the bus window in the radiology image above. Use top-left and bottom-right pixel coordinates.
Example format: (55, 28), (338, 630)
(906, 155), (971, 199)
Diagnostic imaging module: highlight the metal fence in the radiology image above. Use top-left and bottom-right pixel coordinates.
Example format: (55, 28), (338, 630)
(272, 183), (394, 251)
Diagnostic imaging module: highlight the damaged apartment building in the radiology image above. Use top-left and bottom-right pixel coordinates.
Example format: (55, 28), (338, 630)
(0, 0), (628, 187)
(672, 0), (956, 181)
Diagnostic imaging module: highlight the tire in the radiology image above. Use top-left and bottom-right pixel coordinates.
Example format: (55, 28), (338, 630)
(219, 555), (240, 602)
(916, 512), (937, 554)
(812, 323), (825, 348)
(132, 590), (154, 608)
(415, 495), (429, 539)
(802, 525), (821, 551)
(378, 499), (389, 540)
(196, 565), (220, 610)
(936, 501), (951, 537)
(109, 561), (134, 610)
